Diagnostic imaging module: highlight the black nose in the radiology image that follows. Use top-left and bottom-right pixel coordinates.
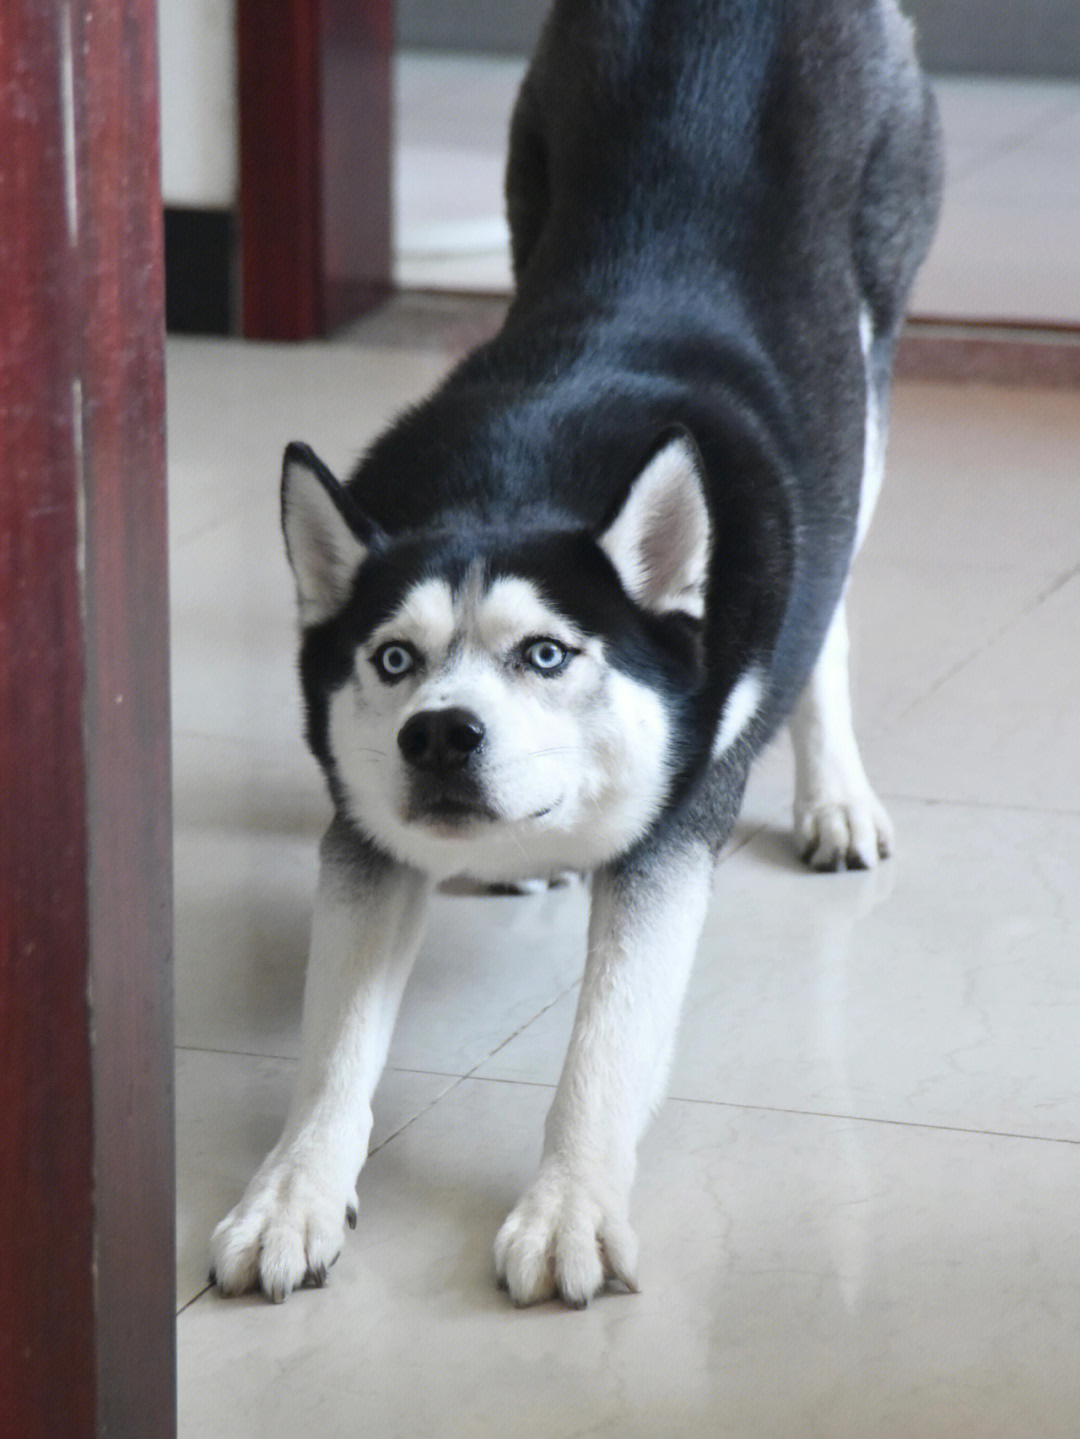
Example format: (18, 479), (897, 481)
(397, 708), (485, 771)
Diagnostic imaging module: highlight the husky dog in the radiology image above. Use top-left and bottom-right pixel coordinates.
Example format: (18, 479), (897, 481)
(211, 0), (941, 1307)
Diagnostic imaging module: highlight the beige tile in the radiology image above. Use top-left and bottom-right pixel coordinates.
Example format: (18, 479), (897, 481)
(176, 1049), (457, 1309)
(846, 555), (1031, 734)
(868, 573), (1080, 809)
(174, 733), (594, 1067)
(480, 799), (1080, 1141)
(166, 338), (453, 546)
(178, 1076), (1080, 1439)
(869, 383), (1080, 579)
(170, 514), (300, 746)
(847, 381), (1080, 729)
(173, 790), (320, 1058)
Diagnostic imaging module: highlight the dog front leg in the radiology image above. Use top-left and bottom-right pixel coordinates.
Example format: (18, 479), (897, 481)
(495, 841), (714, 1307)
(211, 818), (430, 1301)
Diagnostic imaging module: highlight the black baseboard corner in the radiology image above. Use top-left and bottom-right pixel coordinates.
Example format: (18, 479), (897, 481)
(165, 207), (235, 335)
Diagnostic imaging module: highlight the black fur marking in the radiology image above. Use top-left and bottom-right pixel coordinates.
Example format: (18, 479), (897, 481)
(287, 0), (941, 858)
(281, 441), (386, 560)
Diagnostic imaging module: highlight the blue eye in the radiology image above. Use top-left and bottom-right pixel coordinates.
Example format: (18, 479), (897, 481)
(373, 642), (418, 682)
(524, 638), (571, 675)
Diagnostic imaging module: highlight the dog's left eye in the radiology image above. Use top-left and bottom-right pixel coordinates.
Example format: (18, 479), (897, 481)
(523, 638), (571, 675)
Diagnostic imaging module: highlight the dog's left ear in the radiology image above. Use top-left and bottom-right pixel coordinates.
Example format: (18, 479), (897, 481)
(598, 432), (711, 619)
(281, 442), (380, 625)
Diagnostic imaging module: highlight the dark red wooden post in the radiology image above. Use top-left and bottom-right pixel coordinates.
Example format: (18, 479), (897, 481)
(238, 0), (394, 339)
(0, 3), (175, 1436)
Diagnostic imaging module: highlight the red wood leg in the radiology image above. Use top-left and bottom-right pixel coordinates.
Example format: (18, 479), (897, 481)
(0, 4), (175, 1435)
(238, 0), (394, 340)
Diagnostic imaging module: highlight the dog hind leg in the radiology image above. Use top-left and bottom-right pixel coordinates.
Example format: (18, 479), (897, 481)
(790, 598), (893, 871)
(790, 304), (894, 872)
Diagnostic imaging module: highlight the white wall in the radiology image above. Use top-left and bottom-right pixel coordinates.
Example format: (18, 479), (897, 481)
(158, 0), (237, 209)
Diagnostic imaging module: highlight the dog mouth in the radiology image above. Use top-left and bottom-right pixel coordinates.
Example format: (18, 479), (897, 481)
(414, 797), (498, 827)
(405, 779), (499, 829)
(405, 789), (561, 832)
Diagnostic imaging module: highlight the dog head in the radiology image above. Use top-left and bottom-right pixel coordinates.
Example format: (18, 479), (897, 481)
(281, 435), (711, 881)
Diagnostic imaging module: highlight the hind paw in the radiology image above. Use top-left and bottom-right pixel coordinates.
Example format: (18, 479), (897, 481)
(795, 788), (893, 871)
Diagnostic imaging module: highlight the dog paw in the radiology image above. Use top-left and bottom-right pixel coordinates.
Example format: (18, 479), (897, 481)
(210, 1149), (355, 1303)
(795, 787), (894, 872)
(494, 1164), (639, 1308)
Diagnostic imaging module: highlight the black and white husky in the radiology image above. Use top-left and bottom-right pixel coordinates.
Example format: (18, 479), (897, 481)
(212, 0), (941, 1307)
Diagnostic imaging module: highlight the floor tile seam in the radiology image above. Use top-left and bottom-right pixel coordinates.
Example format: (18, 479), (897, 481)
(366, 984), (587, 1158)
(345, 822), (774, 1148)
(175, 1044), (474, 1090)
(865, 792), (1080, 820)
(404, 1070), (1080, 1149)
(849, 561), (1079, 739)
(1031, 558), (1080, 609)
(367, 1071), (470, 1158)
(718, 815), (772, 864)
(876, 568), (1079, 733)
(177, 1286), (213, 1318)
(175, 1042), (298, 1064)
(168, 495), (253, 551)
(467, 979), (585, 1071)
(656, 1093), (1080, 1148)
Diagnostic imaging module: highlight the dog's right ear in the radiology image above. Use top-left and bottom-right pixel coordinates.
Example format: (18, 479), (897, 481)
(281, 442), (378, 626)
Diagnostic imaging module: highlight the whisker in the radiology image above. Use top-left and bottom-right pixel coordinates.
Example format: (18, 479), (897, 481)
(482, 746), (587, 776)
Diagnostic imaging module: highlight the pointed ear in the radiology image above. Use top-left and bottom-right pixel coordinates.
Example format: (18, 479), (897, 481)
(597, 432), (711, 618)
(281, 442), (374, 625)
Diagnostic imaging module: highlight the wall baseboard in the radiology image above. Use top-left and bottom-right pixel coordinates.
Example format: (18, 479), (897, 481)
(164, 206), (234, 335)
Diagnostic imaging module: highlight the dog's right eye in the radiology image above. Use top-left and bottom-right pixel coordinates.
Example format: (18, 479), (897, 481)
(372, 642), (419, 682)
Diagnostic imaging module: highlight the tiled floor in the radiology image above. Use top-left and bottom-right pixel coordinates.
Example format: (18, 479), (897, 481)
(394, 53), (1080, 326)
(171, 307), (1080, 1433)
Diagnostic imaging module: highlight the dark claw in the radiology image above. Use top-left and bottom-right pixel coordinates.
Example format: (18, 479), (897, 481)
(346, 1204), (358, 1230)
(208, 1267), (217, 1288)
